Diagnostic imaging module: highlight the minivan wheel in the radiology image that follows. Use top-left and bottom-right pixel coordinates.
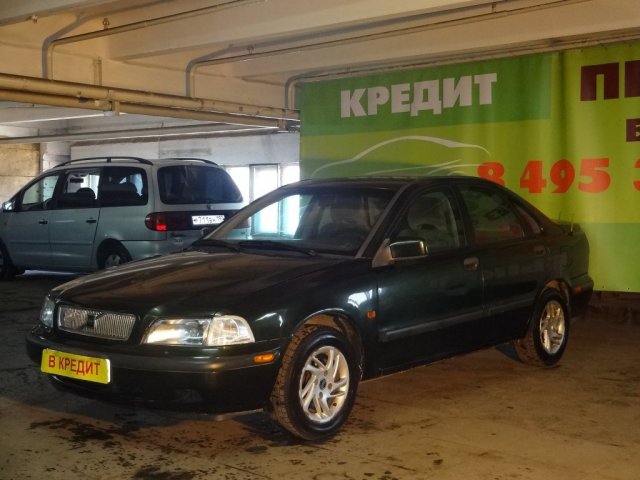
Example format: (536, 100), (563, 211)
(270, 325), (359, 441)
(98, 243), (131, 269)
(513, 289), (570, 367)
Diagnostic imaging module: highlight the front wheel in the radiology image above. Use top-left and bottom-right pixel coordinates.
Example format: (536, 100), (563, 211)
(270, 325), (359, 440)
(513, 289), (570, 367)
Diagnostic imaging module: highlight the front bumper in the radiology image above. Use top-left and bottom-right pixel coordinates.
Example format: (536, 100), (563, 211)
(26, 327), (284, 413)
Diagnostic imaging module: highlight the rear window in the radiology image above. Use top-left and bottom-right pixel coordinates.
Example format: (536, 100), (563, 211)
(158, 165), (243, 205)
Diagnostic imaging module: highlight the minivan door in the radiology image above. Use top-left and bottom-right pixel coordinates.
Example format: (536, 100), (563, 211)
(6, 174), (61, 268)
(49, 168), (101, 270)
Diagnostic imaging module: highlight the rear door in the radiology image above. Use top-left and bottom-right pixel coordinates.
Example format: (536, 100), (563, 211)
(6, 173), (60, 268)
(48, 168), (101, 269)
(456, 182), (548, 341)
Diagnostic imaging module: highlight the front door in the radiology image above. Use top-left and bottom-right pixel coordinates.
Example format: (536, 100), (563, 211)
(6, 174), (60, 268)
(374, 187), (484, 370)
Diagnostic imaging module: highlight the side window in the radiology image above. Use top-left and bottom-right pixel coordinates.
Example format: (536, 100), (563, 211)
(514, 203), (542, 235)
(391, 189), (462, 254)
(18, 175), (60, 211)
(459, 185), (526, 244)
(99, 166), (148, 207)
(56, 169), (100, 209)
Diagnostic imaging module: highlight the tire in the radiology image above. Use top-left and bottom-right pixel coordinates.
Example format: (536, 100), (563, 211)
(270, 325), (360, 441)
(98, 243), (131, 269)
(513, 289), (570, 367)
(0, 242), (16, 281)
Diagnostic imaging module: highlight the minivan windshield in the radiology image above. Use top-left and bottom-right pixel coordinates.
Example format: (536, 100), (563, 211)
(209, 186), (395, 255)
(158, 165), (243, 204)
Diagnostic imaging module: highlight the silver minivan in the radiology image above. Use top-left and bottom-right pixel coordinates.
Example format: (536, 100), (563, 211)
(0, 157), (244, 279)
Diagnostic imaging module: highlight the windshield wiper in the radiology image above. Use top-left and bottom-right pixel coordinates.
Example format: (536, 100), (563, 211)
(191, 238), (241, 252)
(238, 240), (317, 256)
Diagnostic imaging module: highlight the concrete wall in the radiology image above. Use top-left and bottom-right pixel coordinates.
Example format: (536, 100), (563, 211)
(70, 132), (301, 167)
(0, 132), (299, 203)
(0, 144), (39, 202)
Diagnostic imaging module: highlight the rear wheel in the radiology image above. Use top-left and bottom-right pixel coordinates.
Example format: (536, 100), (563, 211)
(513, 289), (569, 367)
(98, 243), (131, 269)
(270, 325), (359, 440)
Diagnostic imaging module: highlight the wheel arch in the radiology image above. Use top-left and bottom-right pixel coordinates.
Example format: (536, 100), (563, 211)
(517, 280), (571, 337)
(541, 279), (571, 315)
(293, 311), (365, 377)
(95, 238), (131, 268)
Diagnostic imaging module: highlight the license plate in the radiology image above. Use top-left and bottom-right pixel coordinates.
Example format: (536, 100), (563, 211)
(192, 214), (225, 226)
(41, 348), (110, 384)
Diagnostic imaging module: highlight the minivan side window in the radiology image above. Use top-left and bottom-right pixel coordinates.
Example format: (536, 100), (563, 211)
(99, 166), (148, 207)
(18, 175), (60, 211)
(459, 185), (527, 244)
(56, 169), (100, 209)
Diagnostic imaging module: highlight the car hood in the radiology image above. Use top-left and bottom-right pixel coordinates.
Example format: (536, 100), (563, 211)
(52, 250), (350, 315)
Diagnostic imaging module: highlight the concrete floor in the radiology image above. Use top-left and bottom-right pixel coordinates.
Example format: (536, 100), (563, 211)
(1, 272), (638, 480)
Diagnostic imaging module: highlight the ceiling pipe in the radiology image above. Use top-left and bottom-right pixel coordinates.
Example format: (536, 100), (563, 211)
(0, 89), (287, 129)
(185, 1), (502, 97)
(0, 73), (298, 122)
(44, 0), (264, 80)
(188, 0), (587, 82)
(41, 1), (169, 78)
(0, 124), (277, 145)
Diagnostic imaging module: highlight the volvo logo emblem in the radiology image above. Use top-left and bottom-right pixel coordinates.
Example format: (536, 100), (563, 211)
(85, 313), (97, 329)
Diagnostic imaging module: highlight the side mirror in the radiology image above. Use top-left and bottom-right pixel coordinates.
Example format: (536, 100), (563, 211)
(390, 239), (427, 258)
(372, 238), (427, 268)
(2, 200), (14, 212)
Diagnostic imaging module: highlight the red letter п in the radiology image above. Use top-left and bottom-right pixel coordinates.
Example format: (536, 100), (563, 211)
(627, 119), (640, 142)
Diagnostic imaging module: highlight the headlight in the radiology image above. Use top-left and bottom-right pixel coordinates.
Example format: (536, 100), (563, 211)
(143, 314), (255, 346)
(40, 297), (55, 328)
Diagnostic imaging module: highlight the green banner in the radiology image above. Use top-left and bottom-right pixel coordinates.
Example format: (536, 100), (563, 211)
(300, 41), (640, 292)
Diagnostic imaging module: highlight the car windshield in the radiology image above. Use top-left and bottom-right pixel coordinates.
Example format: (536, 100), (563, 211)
(158, 165), (243, 204)
(209, 185), (396, 255)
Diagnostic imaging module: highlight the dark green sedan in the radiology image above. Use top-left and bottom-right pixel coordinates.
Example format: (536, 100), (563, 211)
(26, 176), (593, 440)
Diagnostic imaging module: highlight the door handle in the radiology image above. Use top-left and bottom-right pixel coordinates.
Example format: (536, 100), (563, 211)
(86, 219), (97, 224)
(533, 245), (546, 257)
(38, 219), (48, 225)
(463, 256), (479, 271)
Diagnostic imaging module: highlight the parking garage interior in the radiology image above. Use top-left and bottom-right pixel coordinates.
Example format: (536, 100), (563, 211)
(0, 1), (639, 479)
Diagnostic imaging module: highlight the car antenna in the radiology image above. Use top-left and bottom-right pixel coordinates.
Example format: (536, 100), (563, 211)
(569, 213), (575, 235)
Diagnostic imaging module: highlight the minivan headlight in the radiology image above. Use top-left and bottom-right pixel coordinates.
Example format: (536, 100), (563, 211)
(40, 297), (55, 328)
(143, 315), (255, 346)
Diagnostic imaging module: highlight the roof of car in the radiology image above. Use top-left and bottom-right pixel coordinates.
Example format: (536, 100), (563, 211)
(289, 175), (492, 190)
(52, 157), (222, 169)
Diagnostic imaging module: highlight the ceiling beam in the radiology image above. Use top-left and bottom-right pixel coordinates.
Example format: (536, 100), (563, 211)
(0, 0), (114, 26)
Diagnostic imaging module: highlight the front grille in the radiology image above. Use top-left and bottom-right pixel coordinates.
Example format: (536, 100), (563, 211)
(58, 306), (136, 341)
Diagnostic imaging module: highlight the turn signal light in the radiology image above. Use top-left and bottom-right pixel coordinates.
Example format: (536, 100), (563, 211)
(253, 353), (276, 364)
